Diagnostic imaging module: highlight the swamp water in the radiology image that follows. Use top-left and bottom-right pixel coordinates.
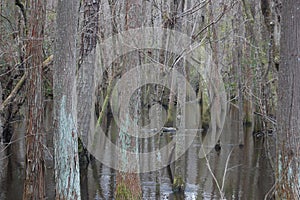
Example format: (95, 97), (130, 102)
(0, 105), (274, 199)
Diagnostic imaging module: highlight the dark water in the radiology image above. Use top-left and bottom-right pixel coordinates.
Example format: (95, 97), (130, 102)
(0, 105), (274, 199)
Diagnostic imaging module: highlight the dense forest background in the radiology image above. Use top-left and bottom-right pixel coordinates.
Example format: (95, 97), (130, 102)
(0, 0), (299, 199)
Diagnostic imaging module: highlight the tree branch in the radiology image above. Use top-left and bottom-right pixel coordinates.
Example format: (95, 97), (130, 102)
(0, 55), (53, 113)
(15, 0), (27, 26)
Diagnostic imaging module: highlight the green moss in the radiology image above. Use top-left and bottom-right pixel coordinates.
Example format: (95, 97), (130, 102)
(172, 175), (185, 192)
(115, 182), (141, 200)
(165, 103), (175, 127)
(43, 78), (53, 98)
(201, 92), (211, 132)
(244, 119), (252, 127)
(47, 11), (56, 21)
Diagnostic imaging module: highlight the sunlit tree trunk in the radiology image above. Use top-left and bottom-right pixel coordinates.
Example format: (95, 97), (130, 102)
(276, 0), (300, 199)
(23, 0), (46, 199)
(53, 0), (81, 199)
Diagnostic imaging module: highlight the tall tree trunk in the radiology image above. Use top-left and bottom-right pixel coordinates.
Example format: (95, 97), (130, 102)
(115, 1), (142, 199)
(77, 0), (100, 165)
(172, 0), (186, 192)
(231, 2), (244, 146)
(23, 0), (46, 199)
(53, 0), (81, 199)
(276, 0), (300, 198)
(241, 0), (255, 126)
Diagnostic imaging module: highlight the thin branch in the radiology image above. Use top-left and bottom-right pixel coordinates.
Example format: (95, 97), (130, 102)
(221, 148), (234, 191)
(192, 3), (227, 39)
(264, 183), (276, 200)
(202, 145), (225, 199)
(0, 71), (27, 112)
(175, 1), (208, 19)
(15, 0), (27, 26)
(0, 55), (53, 113)
(192, 0), (238, 40)
(253, 111), (276, 125)
(0, 13), (16, 32)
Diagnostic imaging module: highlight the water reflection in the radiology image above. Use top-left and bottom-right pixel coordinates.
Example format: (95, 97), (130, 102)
(81, 106), (274, 199)
(0, 106), (274, 199)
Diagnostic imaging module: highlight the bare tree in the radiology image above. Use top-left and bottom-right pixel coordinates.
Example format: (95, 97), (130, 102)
(53, 0), (81, 199)
(77, 0), (100, 165)
(115, 1), (142, 199)
(23, 0), (46, 199)
(276, 0), (300, 198)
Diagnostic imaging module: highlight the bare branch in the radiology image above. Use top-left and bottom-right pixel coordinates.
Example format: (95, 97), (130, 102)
(0, 55), (53, 113)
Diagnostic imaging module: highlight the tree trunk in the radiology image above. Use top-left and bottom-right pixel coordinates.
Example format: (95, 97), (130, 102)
(276, 0), (300, 198)
(77, 0), (100, 165)
(115, 1), (142, 199)
(23, 0), (46, 199)
(53, 0), (81, 199)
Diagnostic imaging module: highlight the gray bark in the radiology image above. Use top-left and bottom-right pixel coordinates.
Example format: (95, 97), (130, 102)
(115, 1), (142, 198)
(53, 0), (81, 199)
(77, 0), (99, 159)
(276, 0), (300, 198)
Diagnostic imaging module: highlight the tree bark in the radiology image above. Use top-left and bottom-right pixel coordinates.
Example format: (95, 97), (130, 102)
(276, 0), (300, 198)
(23, 0), (46, 199)
(115, 1), (142, 199)
(77, 0), (100, 165)
(53, 0), (81, 199)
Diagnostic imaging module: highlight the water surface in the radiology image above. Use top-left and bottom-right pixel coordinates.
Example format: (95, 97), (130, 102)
(0, 106), (274, 199)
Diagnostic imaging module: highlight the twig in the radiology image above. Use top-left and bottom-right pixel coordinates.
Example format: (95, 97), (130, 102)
(221, 148), (234, 192)
(192, 1), (230, 40)
(0, 71), (27, 112)
(264, 183), (276, 200)
(15, 0), (27, 26)
(253, 111), (276, 125)
(0, 55), (53, 113)
(202, 145), (225, 199)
